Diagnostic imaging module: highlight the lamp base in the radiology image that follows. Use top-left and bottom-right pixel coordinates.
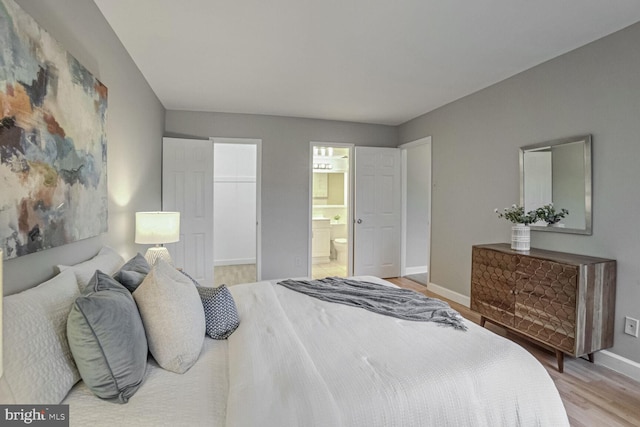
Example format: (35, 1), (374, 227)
(144, 247), (173, 266)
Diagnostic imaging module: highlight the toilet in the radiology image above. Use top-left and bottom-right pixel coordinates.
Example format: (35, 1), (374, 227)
(333, 238), (348, 264)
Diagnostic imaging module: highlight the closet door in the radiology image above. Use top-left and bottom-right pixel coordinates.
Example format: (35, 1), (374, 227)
(162, 137), (214, 286)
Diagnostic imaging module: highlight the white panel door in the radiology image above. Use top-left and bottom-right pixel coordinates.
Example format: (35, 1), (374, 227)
(162, 137), (214, 286)
(354, 147), (401, 278)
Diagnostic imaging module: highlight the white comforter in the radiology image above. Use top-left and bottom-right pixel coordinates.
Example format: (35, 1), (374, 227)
(65, 276), (569, 426)
(226, 277), (569, 426)
(65, 338), (229, 426)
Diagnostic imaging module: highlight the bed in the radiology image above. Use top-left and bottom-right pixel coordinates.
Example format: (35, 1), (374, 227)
(63, 276), (569, 426)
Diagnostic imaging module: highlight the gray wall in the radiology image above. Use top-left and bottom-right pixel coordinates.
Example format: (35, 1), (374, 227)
(4, 0), (164, 294)
(398, 22), (640, 363)
(165, 111), (397, 280)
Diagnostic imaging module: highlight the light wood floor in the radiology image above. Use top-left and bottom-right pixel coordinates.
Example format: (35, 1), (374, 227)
(389, 277), (640, 427)
(214, 264), (256, 286)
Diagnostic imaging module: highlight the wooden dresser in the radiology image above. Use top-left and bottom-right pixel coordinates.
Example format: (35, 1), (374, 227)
(470, 243), (616, 372)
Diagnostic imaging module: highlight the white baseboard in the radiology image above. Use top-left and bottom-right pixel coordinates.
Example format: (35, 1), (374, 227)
(427, 282), (470, 307)
(214, 258), (256, 267)
(405, 266), (428, 275)
(595, 350), (640, 382)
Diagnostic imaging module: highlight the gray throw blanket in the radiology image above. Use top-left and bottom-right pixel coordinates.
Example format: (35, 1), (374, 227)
(277, 277), (467, 331)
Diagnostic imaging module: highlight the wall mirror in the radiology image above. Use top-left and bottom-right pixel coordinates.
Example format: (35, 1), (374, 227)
(520, 135), (592, 235)
(312, 172), (347, 206)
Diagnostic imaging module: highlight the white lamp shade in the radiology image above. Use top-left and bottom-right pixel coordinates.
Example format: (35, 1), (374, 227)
(135, 212), (180, 244)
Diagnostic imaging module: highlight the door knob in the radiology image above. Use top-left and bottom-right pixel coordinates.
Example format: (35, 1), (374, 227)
(356, 219), (363, 224)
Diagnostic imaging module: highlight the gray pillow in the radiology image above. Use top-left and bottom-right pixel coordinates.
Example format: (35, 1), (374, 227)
(67, 270), (148, 403)
(197, 285), (240, 339)
(113, 253), (151, 292)
(133, 259), (205, 374)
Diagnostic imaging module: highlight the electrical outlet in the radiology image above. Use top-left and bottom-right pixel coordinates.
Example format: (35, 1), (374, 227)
(294, 256), (302, 267)
(624, 317), (639, 337)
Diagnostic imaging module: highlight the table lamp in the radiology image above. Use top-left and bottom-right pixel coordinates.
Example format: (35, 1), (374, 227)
(135, 212), (180, 265)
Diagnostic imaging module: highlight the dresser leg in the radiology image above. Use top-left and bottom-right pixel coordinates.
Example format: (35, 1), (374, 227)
(588, 353), (594, 363)
(480, 316), (486, 327)
(555, 350), (564, 373)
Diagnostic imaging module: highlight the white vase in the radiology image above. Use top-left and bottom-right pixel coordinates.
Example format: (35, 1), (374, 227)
(511, 224), (530, 251)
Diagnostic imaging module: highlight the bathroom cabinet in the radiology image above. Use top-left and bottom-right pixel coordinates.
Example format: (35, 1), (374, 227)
(312, 219), (331, 264)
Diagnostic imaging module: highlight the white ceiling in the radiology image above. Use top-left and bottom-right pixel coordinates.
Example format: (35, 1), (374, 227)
(94, 0), (640, 125)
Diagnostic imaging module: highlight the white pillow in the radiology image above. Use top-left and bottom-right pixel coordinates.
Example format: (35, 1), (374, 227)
(0, 269), (81, 404)
(133, 259), (205, 374)
(58, 246), (125, 290)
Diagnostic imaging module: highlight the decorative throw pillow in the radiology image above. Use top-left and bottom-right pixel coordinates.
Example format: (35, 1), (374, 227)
(0, 269), (81, 404)
(197, 285), (240, 339)
(180, 269), (201, 287)
(67, 271), (148, 403)
(113, 253), (151, 292)
(133, 259), (205, 374)
(58, 246), (125, 290)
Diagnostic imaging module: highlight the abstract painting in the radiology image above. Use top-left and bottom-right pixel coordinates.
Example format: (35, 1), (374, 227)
(0, 0), (108, 260)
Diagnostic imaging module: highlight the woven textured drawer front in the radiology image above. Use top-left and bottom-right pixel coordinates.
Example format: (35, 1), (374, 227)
(471, 244), (615, 360)
(471, 248), (517, 327)
(514, 257), (578, 352)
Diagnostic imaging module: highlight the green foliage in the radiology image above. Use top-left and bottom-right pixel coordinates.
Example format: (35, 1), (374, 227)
(494, 205), (538, 225)
(535, 204), (569, 225)
(495, 203), (569, 225)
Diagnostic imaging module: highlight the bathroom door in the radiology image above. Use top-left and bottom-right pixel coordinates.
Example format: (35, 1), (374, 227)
(162, 137), (214, 286)
(353, 147), (401, 278)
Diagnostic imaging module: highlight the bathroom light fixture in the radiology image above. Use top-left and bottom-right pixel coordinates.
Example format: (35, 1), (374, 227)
(313, 162), (334, 170)
(135, 212), (180, 265)
(314, 146), (337, 159)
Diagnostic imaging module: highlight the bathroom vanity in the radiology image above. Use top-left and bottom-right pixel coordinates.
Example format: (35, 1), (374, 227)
(312, 218), (331, 264)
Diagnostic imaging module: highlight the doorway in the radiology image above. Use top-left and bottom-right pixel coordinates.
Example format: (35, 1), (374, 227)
(400, 137), (432, 285)
(162, 137), (261, 287)
(309, 143), (352, 279)
(211, 138), (261, 286)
